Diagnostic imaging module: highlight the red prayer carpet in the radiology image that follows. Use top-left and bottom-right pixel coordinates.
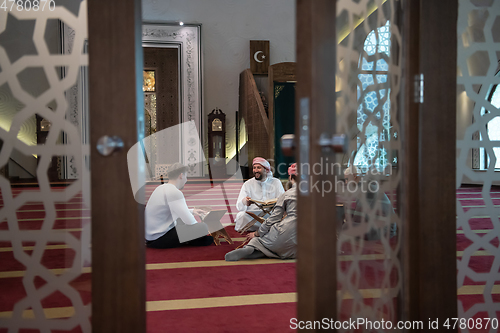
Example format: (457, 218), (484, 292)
(0, 184), (498, 332)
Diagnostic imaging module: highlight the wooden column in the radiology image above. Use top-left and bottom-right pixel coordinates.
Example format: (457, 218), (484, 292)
(88, 0), (146, 332)
(296, 0), (338, 328)
(417, 0), (458, 327)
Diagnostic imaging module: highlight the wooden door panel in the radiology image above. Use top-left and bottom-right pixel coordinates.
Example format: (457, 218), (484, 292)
(296, 0), (457, 330)
(88, 0), (146, 332)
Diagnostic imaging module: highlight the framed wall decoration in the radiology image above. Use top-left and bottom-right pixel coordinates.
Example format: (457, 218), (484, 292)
(142, 23), (203, 177)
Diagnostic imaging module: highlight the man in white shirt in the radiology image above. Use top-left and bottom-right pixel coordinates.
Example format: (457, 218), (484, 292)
(234, 157), (285, 232)
(145, 163), (213, 248)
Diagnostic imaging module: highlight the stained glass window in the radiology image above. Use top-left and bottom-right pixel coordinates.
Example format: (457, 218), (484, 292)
(143, 70), (156, 92)
(354, 20), (392, 172)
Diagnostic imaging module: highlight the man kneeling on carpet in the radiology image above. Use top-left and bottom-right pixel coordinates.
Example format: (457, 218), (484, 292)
(225, 163), (298, 261)
(234, 157), (285, 232)
(145, 163), (213, 248)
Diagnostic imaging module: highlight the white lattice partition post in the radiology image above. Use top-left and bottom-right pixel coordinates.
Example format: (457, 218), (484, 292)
(61, 23), (89, 182)
(456, 0), (500, 329)
(0, 2), (91, 332)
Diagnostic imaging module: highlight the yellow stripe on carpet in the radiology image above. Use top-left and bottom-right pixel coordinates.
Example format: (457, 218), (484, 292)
(113, 283), (493, 309)
(147, 292), (296, 312)
(456, 250), (493, 257)
(0, 244), (71, 252)
(15, 217), (90, 222)
(459, 205), (500, 208)
(4, 202), (86, 207)
(456, 229), (491, 234)
(464, 215), (500, 218)
(458, 284), (500, 295)
(146, 258), (292, 270)
(0, 306), (78, 319)
(456, 196), (500, 200)
(16, 208), (90, 212)
(2, 285), (499, 319)
(0, 267), (92, 278)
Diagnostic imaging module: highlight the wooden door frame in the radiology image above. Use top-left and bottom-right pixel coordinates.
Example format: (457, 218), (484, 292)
(85, 0), (457, 330)
(296, 0), (339, 326)
(405, 0), (458, 327)
(402, 0), (458, 328)
(297, 0), (458, 329)
(88, 0), (146, 332)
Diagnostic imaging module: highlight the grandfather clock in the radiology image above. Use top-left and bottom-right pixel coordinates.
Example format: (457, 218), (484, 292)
(208, 108), (226, 178)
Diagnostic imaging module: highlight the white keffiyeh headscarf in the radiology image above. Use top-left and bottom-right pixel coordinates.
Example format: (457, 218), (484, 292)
(253, 157), (273, 178)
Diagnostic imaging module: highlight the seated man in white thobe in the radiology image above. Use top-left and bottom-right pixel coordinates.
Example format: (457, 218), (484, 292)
(234, 157), (285, 232)
(226, 163), (298, 261)
(145, 163), (213, 248)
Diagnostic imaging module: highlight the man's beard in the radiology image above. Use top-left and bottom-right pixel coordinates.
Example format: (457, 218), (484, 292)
(254, 172), (263, 180)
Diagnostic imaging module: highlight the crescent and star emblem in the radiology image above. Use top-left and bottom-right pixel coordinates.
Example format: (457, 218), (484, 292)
(253, 50), (266, 63)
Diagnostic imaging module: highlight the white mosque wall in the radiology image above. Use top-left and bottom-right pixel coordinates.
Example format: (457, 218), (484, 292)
(142, 0), (296, 167)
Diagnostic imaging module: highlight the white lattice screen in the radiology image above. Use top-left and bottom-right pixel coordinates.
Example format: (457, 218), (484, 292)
(0, 2), (91, 332)
(336, 0), (403, 326)
(456, 0), (500, 329)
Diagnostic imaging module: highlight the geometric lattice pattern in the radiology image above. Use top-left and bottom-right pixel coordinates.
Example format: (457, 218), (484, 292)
(0, 2), (91, 332)
(479, 85), (500, 169)
(155, 164), (171, 181)
(456, 0), (500, 328)
(336, 0), (403, 324)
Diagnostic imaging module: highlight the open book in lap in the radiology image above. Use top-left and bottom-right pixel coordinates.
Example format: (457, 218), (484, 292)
(248, 198), (277, 206)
